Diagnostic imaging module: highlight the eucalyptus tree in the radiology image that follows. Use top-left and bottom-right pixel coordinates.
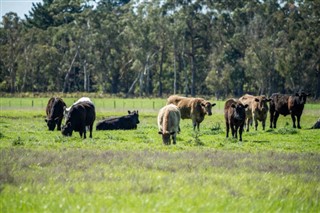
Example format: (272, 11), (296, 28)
(0, 12), (22, 93)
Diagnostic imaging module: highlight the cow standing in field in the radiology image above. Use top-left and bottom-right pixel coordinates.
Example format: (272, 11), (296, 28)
(224, 99), (248, 141)
(158, 104), (181, 145)
(269, 92), (310, 129)
(239, 94), (271, 131)
(64, 97), (93, 119)
(167, 95), (216, 131)
(45, 97), (66, 131)
(61, 102), (96, 139)
(96, 111), (140, 130)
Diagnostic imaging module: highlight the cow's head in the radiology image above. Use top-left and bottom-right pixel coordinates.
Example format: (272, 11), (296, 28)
(128, 110), (140, 124)
(158, 130), (175, 145)
(45, 117), (60, 131)
(61, 122), (73, 136)
(254, 96), (271, 113)
(231, 103), (248, 121)
(296, 92), (310, 104)
(201, 101), (216, 116)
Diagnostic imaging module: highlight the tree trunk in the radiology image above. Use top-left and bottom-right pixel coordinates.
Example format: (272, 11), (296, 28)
(63, 47), (79, 93)
(158, 46), (164, 97)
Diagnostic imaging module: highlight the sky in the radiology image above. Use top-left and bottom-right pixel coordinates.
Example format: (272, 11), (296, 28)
(0, 0), (42, 19)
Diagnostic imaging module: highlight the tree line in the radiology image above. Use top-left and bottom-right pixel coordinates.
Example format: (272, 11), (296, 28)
(1, 0), (319, 99)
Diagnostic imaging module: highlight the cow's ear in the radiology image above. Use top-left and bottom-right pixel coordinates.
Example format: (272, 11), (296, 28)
(231, 104), (236, 108)
(254, 98), (259, 102)
(158, 131), (163, 135)
(212, 103), (216, 107)
(244, 104), (249, 108)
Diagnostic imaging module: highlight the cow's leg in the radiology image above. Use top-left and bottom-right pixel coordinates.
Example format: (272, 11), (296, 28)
(291, 114), (296, 128)
(89, 124), (93, 138)
(262, 119), (266, 131)
(273, 112), (279, 129)
(231, 125), (236, 139)
(270, 111), (274, 128)
(172, 133), (176, 145)
(254, 118), (258, 131)
(226, 122), (230, 138)
(239, 125), (244, 141)
(234, 126), (239, 139)
(192, 119), (197, 131)
(297, 115), (302, 129)
(246, 118), (250, 132)
(57, 118), (62, 131)
(197, 122), (200, 131)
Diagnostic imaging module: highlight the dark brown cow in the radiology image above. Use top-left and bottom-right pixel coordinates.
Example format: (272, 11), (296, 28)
(224, 98), (248, 141)
(45, 97), (66, 131)
(61, 102), (96, 139)
(269, 92), (310, 129)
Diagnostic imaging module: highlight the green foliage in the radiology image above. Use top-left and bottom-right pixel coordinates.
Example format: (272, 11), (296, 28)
(1, 1), (320, 97)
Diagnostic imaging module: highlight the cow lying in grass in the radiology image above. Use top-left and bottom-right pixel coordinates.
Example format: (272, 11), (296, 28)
(239, 94), (271, 131)
(224, 98), (248, 141)
(62, 101), (96, 139)
(157, 104), (181, 145)
(96, 111), (140, 130)
(45, 97), (66, 131)
(167, 95), (216, 131)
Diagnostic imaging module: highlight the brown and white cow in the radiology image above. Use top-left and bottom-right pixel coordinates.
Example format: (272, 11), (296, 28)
(157, 104), (181, 145)
(269, 92), (310, 129)
(45, 97), (66, 131)
(239, 94), (271, 131)
(167, 95), (216, 130)
(224, 98), (248, 141)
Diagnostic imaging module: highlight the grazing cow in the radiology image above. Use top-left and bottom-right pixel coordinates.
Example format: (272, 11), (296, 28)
(239, 94), (271, 131)
(224, 98), (248, 141)
(269, 92), (310, 129)
(45, 97), (66, 131)
(158, 104), (181, 145)
(167, 95), (216, 130)
(61, 102), (96, 138)
(64, 97), (93, 119)
(96, 111), (140, 130)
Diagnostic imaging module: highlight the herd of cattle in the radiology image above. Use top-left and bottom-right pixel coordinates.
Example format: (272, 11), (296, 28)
(45, 92), (311, 144)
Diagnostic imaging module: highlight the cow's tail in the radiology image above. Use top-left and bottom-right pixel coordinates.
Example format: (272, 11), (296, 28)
(162, 108), (170, 134)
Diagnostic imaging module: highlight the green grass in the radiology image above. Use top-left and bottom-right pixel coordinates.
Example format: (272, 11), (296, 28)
(1, 97), (320, 212)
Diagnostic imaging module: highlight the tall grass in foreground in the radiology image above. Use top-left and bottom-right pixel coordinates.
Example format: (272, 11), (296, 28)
(0, 98), (320, 212)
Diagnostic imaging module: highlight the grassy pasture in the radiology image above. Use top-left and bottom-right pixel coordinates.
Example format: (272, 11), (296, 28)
(0, 97), (320, 212)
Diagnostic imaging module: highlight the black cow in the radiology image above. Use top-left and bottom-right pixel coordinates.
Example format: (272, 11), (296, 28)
(45, 97), (66, 131)
(61, 102), (96, 138)
(96, 111), (140, 130)
(269, 92), (310, 129)
(224, 98), (248, 141)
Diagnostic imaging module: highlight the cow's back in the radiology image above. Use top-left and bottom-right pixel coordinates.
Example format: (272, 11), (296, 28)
(67, 102), (95, 131)
(158, 104), (181, 133)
